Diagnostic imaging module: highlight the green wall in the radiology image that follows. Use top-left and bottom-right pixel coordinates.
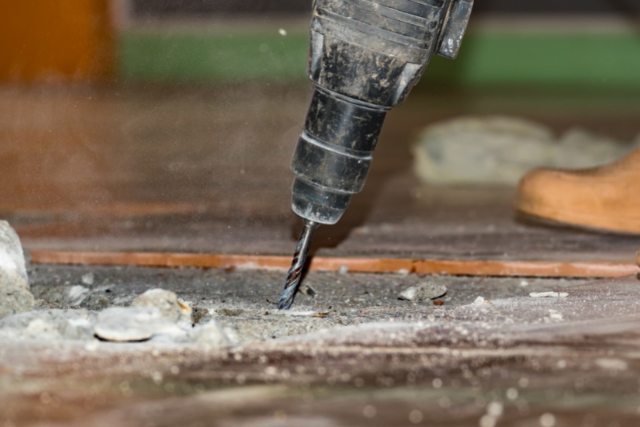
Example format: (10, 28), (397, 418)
(120, 30), (640, 89)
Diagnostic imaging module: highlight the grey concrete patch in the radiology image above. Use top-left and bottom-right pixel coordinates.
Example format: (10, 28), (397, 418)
(0, 309), (96, 340)
(25, 264), (591, 346)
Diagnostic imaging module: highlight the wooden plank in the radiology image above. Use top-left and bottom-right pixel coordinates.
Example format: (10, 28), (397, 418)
(30, 250), (638, 278)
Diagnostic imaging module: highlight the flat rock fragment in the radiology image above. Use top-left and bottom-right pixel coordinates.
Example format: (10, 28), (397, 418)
(94, 306), (184, 342)
(0, 220), (34, 318)
(398, 282), (447, 301)
(530, 292), (568, 298)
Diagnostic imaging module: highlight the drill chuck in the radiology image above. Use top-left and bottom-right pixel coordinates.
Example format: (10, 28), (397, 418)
(290, 0), (473, 224)
(291, 88), (387, 223)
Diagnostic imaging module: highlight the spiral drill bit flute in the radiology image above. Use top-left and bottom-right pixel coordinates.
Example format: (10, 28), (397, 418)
(278, 0), (474, 309)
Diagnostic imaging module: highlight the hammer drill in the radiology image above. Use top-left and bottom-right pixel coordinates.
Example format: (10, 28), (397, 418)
(278, 0), (474, 309)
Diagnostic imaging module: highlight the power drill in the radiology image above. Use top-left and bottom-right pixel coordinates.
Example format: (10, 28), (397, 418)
(278, 0), (474, 309)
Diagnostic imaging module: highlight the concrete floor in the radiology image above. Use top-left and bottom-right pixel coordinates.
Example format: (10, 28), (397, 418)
(2, 265), (640, 426)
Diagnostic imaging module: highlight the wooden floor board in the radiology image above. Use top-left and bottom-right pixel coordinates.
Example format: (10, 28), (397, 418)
(2, 85), (639, 266)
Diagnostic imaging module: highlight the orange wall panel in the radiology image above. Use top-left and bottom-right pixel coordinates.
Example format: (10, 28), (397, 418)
(0, 0), (114, 82)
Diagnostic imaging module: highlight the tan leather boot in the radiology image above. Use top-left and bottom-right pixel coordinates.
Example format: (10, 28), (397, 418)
(514, 148), (640, 234)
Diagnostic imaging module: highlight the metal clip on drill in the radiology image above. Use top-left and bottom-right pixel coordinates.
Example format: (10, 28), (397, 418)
(278, 0), (474, 309)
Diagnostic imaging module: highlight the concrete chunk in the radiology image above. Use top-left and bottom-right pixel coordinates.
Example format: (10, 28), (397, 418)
(398, 282), (447, 301)
(132, 288), (192, 325)
(0, 220), (34, 318)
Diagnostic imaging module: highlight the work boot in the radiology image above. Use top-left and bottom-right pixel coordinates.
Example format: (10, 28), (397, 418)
(514, 147), (640, 234)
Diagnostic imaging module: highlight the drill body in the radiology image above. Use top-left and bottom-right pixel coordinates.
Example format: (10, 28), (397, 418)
(291, 0), (474, 224)
(279, 0), (473, 309)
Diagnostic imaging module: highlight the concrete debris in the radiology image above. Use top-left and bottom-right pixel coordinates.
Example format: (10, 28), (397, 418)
(93, 289), (231, 346)
(0, 220), (34, 319)
(398, 282), (447, 301)
(34, 285), (90, 307)
(190, 320), (230, 347)
(283, 310), (317, 316)
(81, 272), (95, 286)
(413, 116), (640, 185)
(530, 292), (568, 298)
(595, 358), (628, 371)
(547, 309), (563, 321)
(299, 284), (316, 297)
(0, 309), (96, 341)
(539, 413), (556, 427)
(67, 285), (90, 305)
(192, 306), (211, 324)
(94, 306), (185, 342)
(473, 296), (486, 305)
(338, 265), (349, 274)
(131, 289), (192, 326)
(80, 289), (112, 310)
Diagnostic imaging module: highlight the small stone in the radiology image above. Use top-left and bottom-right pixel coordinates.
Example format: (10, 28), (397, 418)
(398, 282), (447, 301)
(191, 320), (230, 347)
(131, 289), (192, 325)
(548, 310), (564, 321)
(81, 272), (95, 286)
(0, 220), (34, 318)
(473, 296), (485, 305)
(66, 286), (90, 305)
(94, 306), (183, 342)
(338, 265), (349, 274)
(529, 292), (568, 298)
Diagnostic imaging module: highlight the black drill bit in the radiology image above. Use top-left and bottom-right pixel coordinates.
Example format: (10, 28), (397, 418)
(277, 219), (319, 310)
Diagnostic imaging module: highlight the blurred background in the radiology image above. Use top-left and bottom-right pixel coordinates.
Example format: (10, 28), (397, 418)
(1, 0), (640, 254)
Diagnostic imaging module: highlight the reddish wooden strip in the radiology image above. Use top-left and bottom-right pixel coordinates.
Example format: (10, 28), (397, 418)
(30, 250), (638, 278)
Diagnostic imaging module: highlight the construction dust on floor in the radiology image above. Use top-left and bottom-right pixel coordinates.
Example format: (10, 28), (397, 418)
(4, 255), (640, 426)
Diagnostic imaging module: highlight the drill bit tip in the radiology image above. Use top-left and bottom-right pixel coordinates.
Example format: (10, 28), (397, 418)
(278, 219), (319, 310)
